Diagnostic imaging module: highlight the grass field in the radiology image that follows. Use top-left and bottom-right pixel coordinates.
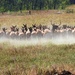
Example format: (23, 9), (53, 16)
(0, 41), (75, 75)
(0, 10), (75, 75)
(0, 10), (75, 28)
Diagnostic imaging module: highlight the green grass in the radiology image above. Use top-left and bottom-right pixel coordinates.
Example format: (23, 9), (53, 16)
(0, 42), (75, 74)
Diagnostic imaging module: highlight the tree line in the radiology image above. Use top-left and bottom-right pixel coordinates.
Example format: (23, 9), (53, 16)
(0, 0), (75, 13)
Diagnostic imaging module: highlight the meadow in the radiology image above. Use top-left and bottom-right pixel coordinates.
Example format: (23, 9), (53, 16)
(0, 40), (75, 75)
(0, 10), (75, 28)
(0, 10), (75, 75)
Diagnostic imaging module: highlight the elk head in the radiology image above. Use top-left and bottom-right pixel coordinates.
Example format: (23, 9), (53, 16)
(2, 27), (7, 32)
(16, 28), (19, 32)
(29, 27), (32, 33)
(23, 24), (27, 28)
(50, 20), (61, 26)
(32, 24), (36, 28)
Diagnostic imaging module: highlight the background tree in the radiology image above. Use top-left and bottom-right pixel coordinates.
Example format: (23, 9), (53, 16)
(0, 0), (74, 12)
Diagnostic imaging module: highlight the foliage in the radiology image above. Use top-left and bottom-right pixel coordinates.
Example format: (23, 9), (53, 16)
(0, 0), (75, 13)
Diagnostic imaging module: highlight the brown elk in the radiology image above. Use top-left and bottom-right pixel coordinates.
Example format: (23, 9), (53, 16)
(19, 27), (26, 39)
(31, 29), (37, 39)
(51, 20), (61, 32)
(0, 27), (7, 38)
(36, 27), (43, 38)
(9, 26), (19, 39)
(23, 24), (28, 31)
(26, 27), (32, 39)
(43, 27), (52, 39)
(10, 25), (17, 32)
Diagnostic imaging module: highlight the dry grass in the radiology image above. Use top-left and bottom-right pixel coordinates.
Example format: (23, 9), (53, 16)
(0, 10), (75, 28)
(0, 10), (75, 74)
(66, 5), (75, 10)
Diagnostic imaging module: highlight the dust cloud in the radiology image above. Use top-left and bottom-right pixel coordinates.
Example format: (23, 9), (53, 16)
(0, 36), (75, 47)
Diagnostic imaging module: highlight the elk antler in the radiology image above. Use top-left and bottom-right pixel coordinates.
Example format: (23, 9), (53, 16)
(50, 20), (55, 26)
(50, 20), (53, 25)
(59, 20), (61, 26)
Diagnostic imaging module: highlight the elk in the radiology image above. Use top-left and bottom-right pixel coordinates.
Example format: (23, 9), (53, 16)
(31, 29), (37, 39)
(36, 27), (43, 38)
(23, 24), (28, 31)
(0, 27), (7, 38)
(51, 20), (61, 32)
(10, 25), (17, 32)
(19, 27), (26, 39)
(26, 27), (32, 39)
(43, 28), (52, 39)
(32, 24), (37, 31)
(9, 25), (19, 39)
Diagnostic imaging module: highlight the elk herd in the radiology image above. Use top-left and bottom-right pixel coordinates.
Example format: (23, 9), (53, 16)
(0, 21), (75, 40)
